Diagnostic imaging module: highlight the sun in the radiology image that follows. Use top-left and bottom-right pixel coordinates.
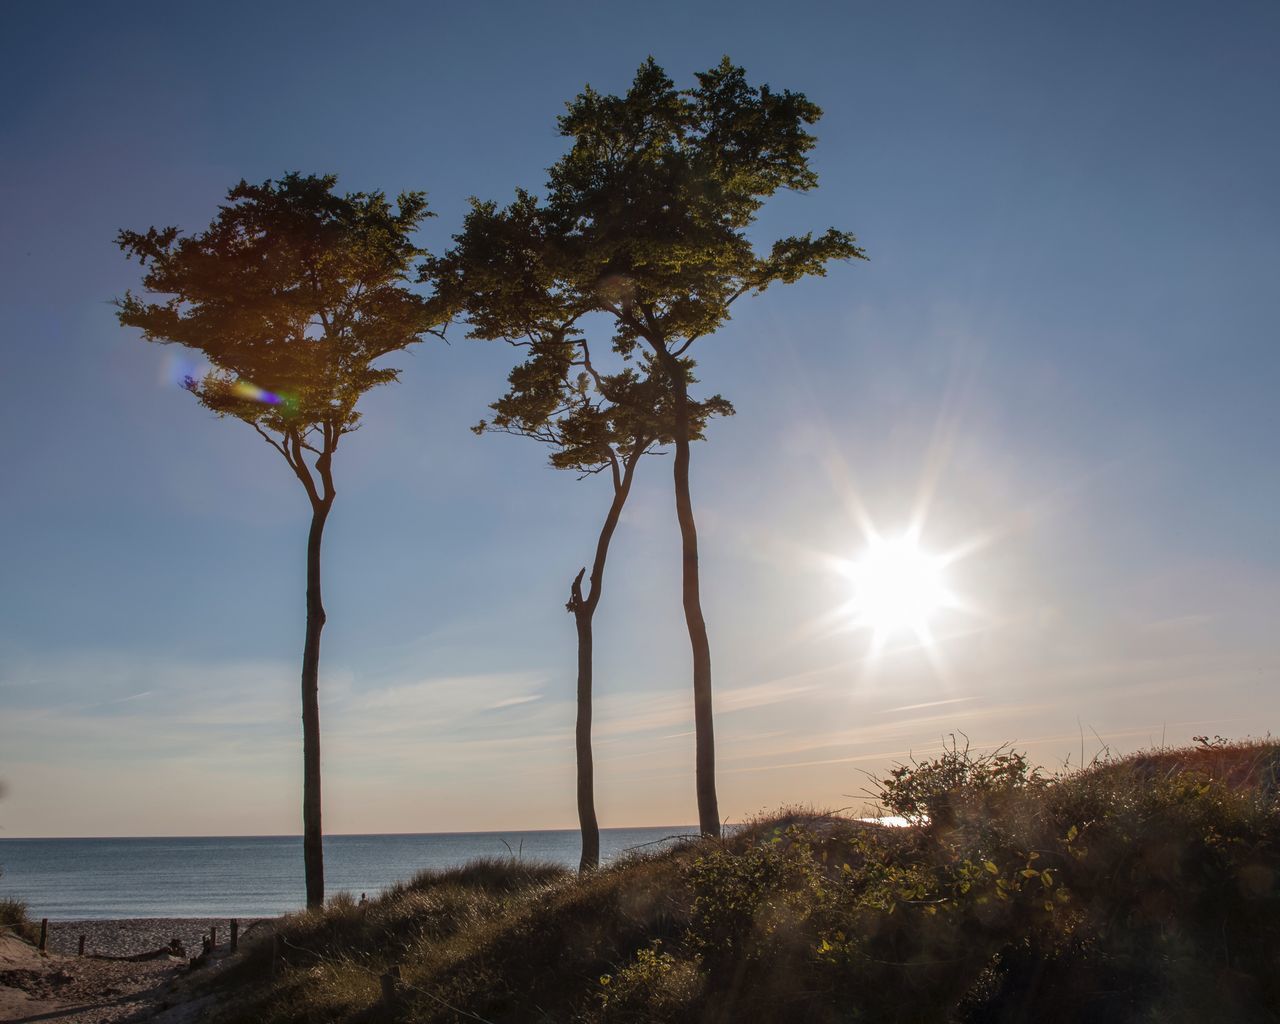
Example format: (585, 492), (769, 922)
(841, 535), (954, 650)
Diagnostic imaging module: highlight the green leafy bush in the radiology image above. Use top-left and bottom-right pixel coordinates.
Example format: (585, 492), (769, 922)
(688, 825), (828, 973)
(598, 941), (702, 1022)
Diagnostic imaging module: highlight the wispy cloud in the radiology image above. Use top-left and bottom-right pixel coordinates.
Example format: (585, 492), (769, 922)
(110, 690), (153, 703)
(882, 696), (978, 714)
(482, 694), (544, 711)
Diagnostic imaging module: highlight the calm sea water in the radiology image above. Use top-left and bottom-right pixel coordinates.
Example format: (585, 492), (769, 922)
(0, 827), (694, 920)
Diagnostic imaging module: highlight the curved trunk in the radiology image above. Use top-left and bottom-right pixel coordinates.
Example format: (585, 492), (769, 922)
(670, 376), (720, 838)
(301, 500), (331, 909)
(571, 448), (643, 871)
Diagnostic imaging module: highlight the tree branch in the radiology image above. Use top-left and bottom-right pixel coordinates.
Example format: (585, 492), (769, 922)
(285, 428), (323, 507)
(249, 421), (296, 471)
(578, 336), (620, 404)
(671, 285), (751, 357)
(606, 445), (622, 493)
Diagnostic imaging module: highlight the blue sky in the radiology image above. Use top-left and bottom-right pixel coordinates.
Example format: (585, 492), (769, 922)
(1, 1), (1277, 836)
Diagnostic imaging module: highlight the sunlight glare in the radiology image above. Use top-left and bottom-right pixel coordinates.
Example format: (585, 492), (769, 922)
(843, 535), (953, 650)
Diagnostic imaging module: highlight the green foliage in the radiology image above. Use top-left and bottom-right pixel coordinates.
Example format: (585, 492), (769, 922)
(876, 735), (1047, 830)
(473, 336), (728, 481)
(598, 941), (703, 1022)
(431, 56), (865, 467)
(530, 57), (865, 353)
(117, 172), (443, 500)
(687, 825), (829, 976)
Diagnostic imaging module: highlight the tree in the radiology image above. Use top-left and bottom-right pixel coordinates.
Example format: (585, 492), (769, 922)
(116, 173), (441, 907)
(436, 194), (731, 864)
(491, 350), (729, 870)
(434, 59), (865, 836)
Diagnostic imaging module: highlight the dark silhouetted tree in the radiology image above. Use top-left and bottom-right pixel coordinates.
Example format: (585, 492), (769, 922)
(435, 195), (731, 864)
(116, 173), (441, 906)
(433, 59), (864, 836)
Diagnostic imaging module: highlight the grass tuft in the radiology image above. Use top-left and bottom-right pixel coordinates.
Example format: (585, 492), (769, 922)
(0, 897), (39, 945)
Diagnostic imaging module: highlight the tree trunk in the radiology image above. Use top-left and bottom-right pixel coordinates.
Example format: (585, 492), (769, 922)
(301, 499), (331, 909)
(573, 608), (600, 871)
(670, 376), (721, 838)
(569, 448), (643, 871)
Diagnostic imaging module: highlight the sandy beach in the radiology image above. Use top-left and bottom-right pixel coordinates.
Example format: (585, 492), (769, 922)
(0, 918), (270, 1023)
(41, 918), (259, 959)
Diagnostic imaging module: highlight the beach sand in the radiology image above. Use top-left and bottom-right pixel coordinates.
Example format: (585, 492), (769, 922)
(0, 918), (270, 1023)
(43, 918), (258, 959)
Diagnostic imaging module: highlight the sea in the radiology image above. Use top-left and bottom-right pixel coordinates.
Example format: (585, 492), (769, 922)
(0, 827), (694, 920)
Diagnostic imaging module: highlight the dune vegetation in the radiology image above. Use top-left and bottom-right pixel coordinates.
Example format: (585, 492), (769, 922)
(0, 896), (38, 945)
(198, 737), (1280, 1023)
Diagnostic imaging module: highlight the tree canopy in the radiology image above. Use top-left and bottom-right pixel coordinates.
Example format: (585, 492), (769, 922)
(475, 338), (731, 479)
(117, 172), (441, 502)
(430, 57), (864, 363)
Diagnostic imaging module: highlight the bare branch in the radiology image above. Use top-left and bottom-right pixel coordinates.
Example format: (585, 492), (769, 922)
(578, 336), (617, 402)
(574, 463), (612, 480)
(249, 421), (295, 469)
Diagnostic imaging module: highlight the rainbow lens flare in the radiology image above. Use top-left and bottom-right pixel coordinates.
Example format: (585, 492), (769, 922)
(232, 380), (283, 405)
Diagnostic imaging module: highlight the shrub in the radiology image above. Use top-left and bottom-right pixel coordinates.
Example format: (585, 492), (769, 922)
(876, 735), (1046, 830)
(597, 941), (703, 1022)
(688, 826), (828, 974)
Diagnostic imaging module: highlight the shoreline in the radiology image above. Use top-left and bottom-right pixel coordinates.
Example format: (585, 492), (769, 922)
(1, 920), (259, 1024)
(40, 917), (273, 958)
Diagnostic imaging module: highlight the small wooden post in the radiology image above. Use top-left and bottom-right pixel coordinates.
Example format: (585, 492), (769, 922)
(78, 935), (86, 957)
(38, 919), (47, 952)
(230, 919), (238, 952)
(209, 925), (217, 950)
(270, 933), (280, 977)
(381, 964), (401, 1003)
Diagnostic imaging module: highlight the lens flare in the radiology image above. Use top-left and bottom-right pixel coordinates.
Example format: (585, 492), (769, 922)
(231, 380), (283, 405)
(160, 352), (205, 389)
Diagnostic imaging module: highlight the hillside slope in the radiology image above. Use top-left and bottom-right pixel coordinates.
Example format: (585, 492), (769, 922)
(207, 739), (1280, 1023)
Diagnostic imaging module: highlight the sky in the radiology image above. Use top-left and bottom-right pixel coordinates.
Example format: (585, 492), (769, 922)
(1, 1), (1277, 838)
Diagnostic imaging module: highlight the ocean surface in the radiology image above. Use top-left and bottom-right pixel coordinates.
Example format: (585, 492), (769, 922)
(0, 827), (695, 920)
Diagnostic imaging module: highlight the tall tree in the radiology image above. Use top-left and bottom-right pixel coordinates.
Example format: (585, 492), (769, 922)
(494, 350), (732, 870)
(435, 60), (865, 836)
(433, 195), (729, 867)
(116, 173), (441, 907)
(432, 192), (727, 865)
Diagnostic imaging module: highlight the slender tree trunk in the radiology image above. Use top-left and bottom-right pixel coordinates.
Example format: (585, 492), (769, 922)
(573, 607), (600, 871)
(301, 499), (331, 909)
(669, 373), (721, 838)
(569, 449), (642, 871)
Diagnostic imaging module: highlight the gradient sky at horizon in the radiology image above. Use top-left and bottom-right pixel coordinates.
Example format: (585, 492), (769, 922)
(2, 1), (1277, 837)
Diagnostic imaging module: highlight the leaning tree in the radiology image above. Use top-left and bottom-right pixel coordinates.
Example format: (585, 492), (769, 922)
(437, 59), (864, 836)
(434, 192), (731, 865)
(116, 173), (442, 906)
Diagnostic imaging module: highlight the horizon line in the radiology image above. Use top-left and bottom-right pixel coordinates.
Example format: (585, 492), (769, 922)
(0, 824), (701, 842)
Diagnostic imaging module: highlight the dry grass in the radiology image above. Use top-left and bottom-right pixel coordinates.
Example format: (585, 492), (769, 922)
(204, 739), (1280, 1023)
(0, 897), (39, 945)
